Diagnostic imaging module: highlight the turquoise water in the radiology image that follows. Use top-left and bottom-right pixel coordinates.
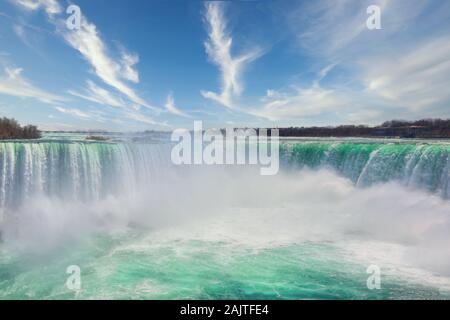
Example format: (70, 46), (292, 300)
(1, 137), (450, 299)
(281, 141), (450, 197)
(0, 232), (447, 300)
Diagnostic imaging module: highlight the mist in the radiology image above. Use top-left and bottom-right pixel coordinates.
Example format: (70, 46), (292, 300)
(2, 165), (450, 279)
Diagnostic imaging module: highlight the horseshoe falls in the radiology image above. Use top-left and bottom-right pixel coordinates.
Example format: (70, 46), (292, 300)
(1, 136), (450, 299)
(2, 140), (449, 206)
(0, 141), (171, 209)
(281, 142), (450, 198)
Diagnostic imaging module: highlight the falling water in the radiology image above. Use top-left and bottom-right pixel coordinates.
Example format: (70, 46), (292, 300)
(281, 142), (450, 198)
(1, 137), (450, 299)
(0, 141), (172, 209)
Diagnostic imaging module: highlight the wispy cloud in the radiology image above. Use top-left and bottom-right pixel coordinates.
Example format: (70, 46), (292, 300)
(13, 0), (169, 129)
(201, 1), (262, 109)
(13, 24), (27, 44)
(257, 0), (450, 123)
(10, 0), (450, 128)
(14, 0), (151, 110)
(68, 80), (127, 109)
(125, 111), (169, 128)
(250, 83), (347, 121)
(54, 106), (110, 124)
(15, 0), (62, 16)
(364, 37), (450, 111)
(61, 16), (159, 111)
(165, 93), (190, 118)
(54, 106), (92, 119)
(0, 66), (66, 104)
(120, 51), (140, 83)
(288, 0), (428, 59)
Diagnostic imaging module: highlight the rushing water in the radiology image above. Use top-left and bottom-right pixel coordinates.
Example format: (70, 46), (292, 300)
(0, 141), (171, 208)
(281, 141), (450, 198)
(1, 135), (450, 299)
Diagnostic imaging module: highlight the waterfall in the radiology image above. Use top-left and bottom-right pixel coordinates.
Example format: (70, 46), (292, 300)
(281, 142), (450, 198)
(0, 140), (449, 213)
(0, 141), (172, 210)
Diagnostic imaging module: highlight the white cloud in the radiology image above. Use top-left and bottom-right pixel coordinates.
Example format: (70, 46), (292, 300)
(364, 37), (450, 111)
(68, 80), (127, 109)
(13, 0), (170, 129)
(289, 0), (429, 58)
(294, 1), (372, 56)
(15, 0), (62, 16)
(264, 0), (450, 123)
(316, 63), (338, 84)
(4, 67), (23, 79)
(0, 67), (66, 104)
(250, 84), (347, 121)
(61, 16), (159, 111)
(14, 0), (150, 109)
(13, 24), (26, 43)
(54, 106), (91, 119)
(125, 111), (169, 127)
(165, 93), (190, 118)
(13, 0), (449, 127)
(120, 52), (140, 83)
(54, 106), (109, 123)
(201, 1), (262, 109)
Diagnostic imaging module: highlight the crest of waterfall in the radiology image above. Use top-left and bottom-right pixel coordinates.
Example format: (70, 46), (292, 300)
(0, 141), (173, 211)
(0, 140), (449, 216)
(281, 142), (450, 198)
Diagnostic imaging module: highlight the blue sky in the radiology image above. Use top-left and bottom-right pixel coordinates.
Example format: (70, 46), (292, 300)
(0, 0), (450, 131)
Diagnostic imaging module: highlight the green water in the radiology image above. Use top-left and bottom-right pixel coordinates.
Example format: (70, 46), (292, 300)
(281, 142), (450, 196)
(0, 231), (446, 300)
(1, 138), (450, 299)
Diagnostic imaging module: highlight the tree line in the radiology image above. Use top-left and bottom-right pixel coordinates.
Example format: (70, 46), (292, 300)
(0, 117), (41, 139)
(1, 116), (450, 139)
(260, 119), (450, 138)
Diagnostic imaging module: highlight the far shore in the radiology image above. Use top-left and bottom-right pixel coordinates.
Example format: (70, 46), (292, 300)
(3, 118), (450, 140)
